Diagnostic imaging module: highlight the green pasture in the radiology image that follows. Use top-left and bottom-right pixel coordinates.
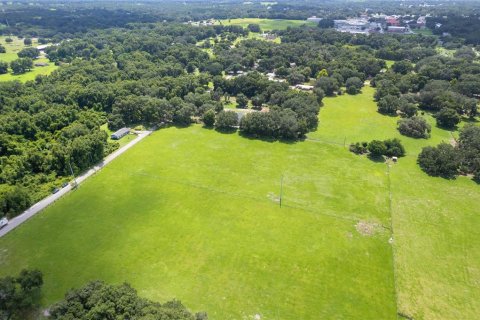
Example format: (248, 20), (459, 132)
(0, 36), (58, 82)
(218, 18), (316, 31)
(0, 86), (479, 319)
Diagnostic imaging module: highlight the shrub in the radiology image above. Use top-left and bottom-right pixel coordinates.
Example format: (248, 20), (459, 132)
(417, 143), (459, 178)
(236, 93), (248, 109)
(349, 142), (368, 154)
(202, 109), (215, 127)
(377, 95), (400, 115)
(345, 77), (363, 95)
(17, 47), (40, 59)
(384, 138), (406, 157)
(367, 140), (387, 157)
(436, 107), (461, 129)
(397, 116), (431, 138)
(215, 110), (238, 130)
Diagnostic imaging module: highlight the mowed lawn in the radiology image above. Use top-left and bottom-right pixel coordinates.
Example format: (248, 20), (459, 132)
(0, 36), (58, 82)
(0, 86), (478, 319)
(0, 128), (397, 318)
(219, 18), (316, 31)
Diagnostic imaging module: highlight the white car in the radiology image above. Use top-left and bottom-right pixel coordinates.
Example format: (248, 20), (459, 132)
(0, 217), (8, 229)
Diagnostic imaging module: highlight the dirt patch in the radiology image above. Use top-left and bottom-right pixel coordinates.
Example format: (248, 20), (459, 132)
(355, 221), (383, 236)
(449, 138), (457, 147)
(267, 192), (280, 203)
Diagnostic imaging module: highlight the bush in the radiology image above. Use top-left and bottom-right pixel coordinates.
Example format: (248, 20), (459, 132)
(349, 142), (368, 154)
(392, 60), (414, 74)
(0, 185), (32, 218)
(247, 23), (261, 33)
(418, 143), (459, 178)
(345, 77), (363, 95)
(215, 110), (238, 130)
(173, 104), (195, 126)
(397, 116), (431, 138)
(315, 77), (338, 96)
(436, 107), (461, 129)
(10, 58), (33, 74)
(202, 109), (215, 127)
(384, 138), (406, 157)
(377, 95), (400, 115)
(0, 269), (43, 320)
(353, 139), (406, 158)
(17, 47), (40, 59)
(0, 61), (8, 74)
(367, 140), (387, 157)
(236, 93), (248, 109)
(49, 281), (201, 320)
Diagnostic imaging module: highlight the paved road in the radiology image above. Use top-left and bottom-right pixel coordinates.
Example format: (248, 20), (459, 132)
(0, 131), (152, 238)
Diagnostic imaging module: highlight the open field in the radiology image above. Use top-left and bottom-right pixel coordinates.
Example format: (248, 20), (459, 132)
(0, 36), (58, 82)
(0, 87), (478, 319)
(218, 18), (316, 31)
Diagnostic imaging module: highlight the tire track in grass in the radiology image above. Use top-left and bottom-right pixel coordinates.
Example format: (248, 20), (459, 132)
(386, 162), (403, 319)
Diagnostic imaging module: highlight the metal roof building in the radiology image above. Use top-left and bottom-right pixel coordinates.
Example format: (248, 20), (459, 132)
(111, 127), (130, 140)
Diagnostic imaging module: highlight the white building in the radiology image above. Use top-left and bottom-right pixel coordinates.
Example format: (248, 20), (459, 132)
(307, 16), (322, 23)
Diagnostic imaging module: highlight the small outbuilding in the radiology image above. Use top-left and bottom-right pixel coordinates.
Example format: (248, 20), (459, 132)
(111, 127), (130, 140)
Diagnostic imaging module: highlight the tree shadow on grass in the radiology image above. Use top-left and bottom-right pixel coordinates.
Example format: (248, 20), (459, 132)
(367, 154), (386, 163)
(462, 116), (479, 124)
(215, 127), (238, 134)
(377, 111), (399, 118)
(238, 131), (300, 145)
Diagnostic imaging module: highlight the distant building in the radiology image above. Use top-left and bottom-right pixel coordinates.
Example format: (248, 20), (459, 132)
(111, 128), (130, 140)
(295, 84), (314, 91)
(385, 16), (400, 26)
(307, 16), (322, 23)
(417, 16), (426, 27)
(34, 62), (49, 67)
(334, 19), (371, 34)
(387, 26), (407, 33)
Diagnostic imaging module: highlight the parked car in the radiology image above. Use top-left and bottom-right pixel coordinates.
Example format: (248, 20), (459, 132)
(0, 217), (8, 229)
(52, 187), (60, 194)
(62, 182), (68, 188)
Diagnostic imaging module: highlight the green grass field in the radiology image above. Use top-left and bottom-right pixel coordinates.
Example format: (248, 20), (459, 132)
(0, 87), (478, 319)
(219, 18), (316, 31)
(0, 36), (58, 82)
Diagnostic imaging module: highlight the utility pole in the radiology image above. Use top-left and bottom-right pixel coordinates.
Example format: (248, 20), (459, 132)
(68, 161), (78, 189)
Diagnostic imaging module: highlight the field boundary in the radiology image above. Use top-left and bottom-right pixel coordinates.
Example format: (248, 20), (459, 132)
(386, 163), (401, 318)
